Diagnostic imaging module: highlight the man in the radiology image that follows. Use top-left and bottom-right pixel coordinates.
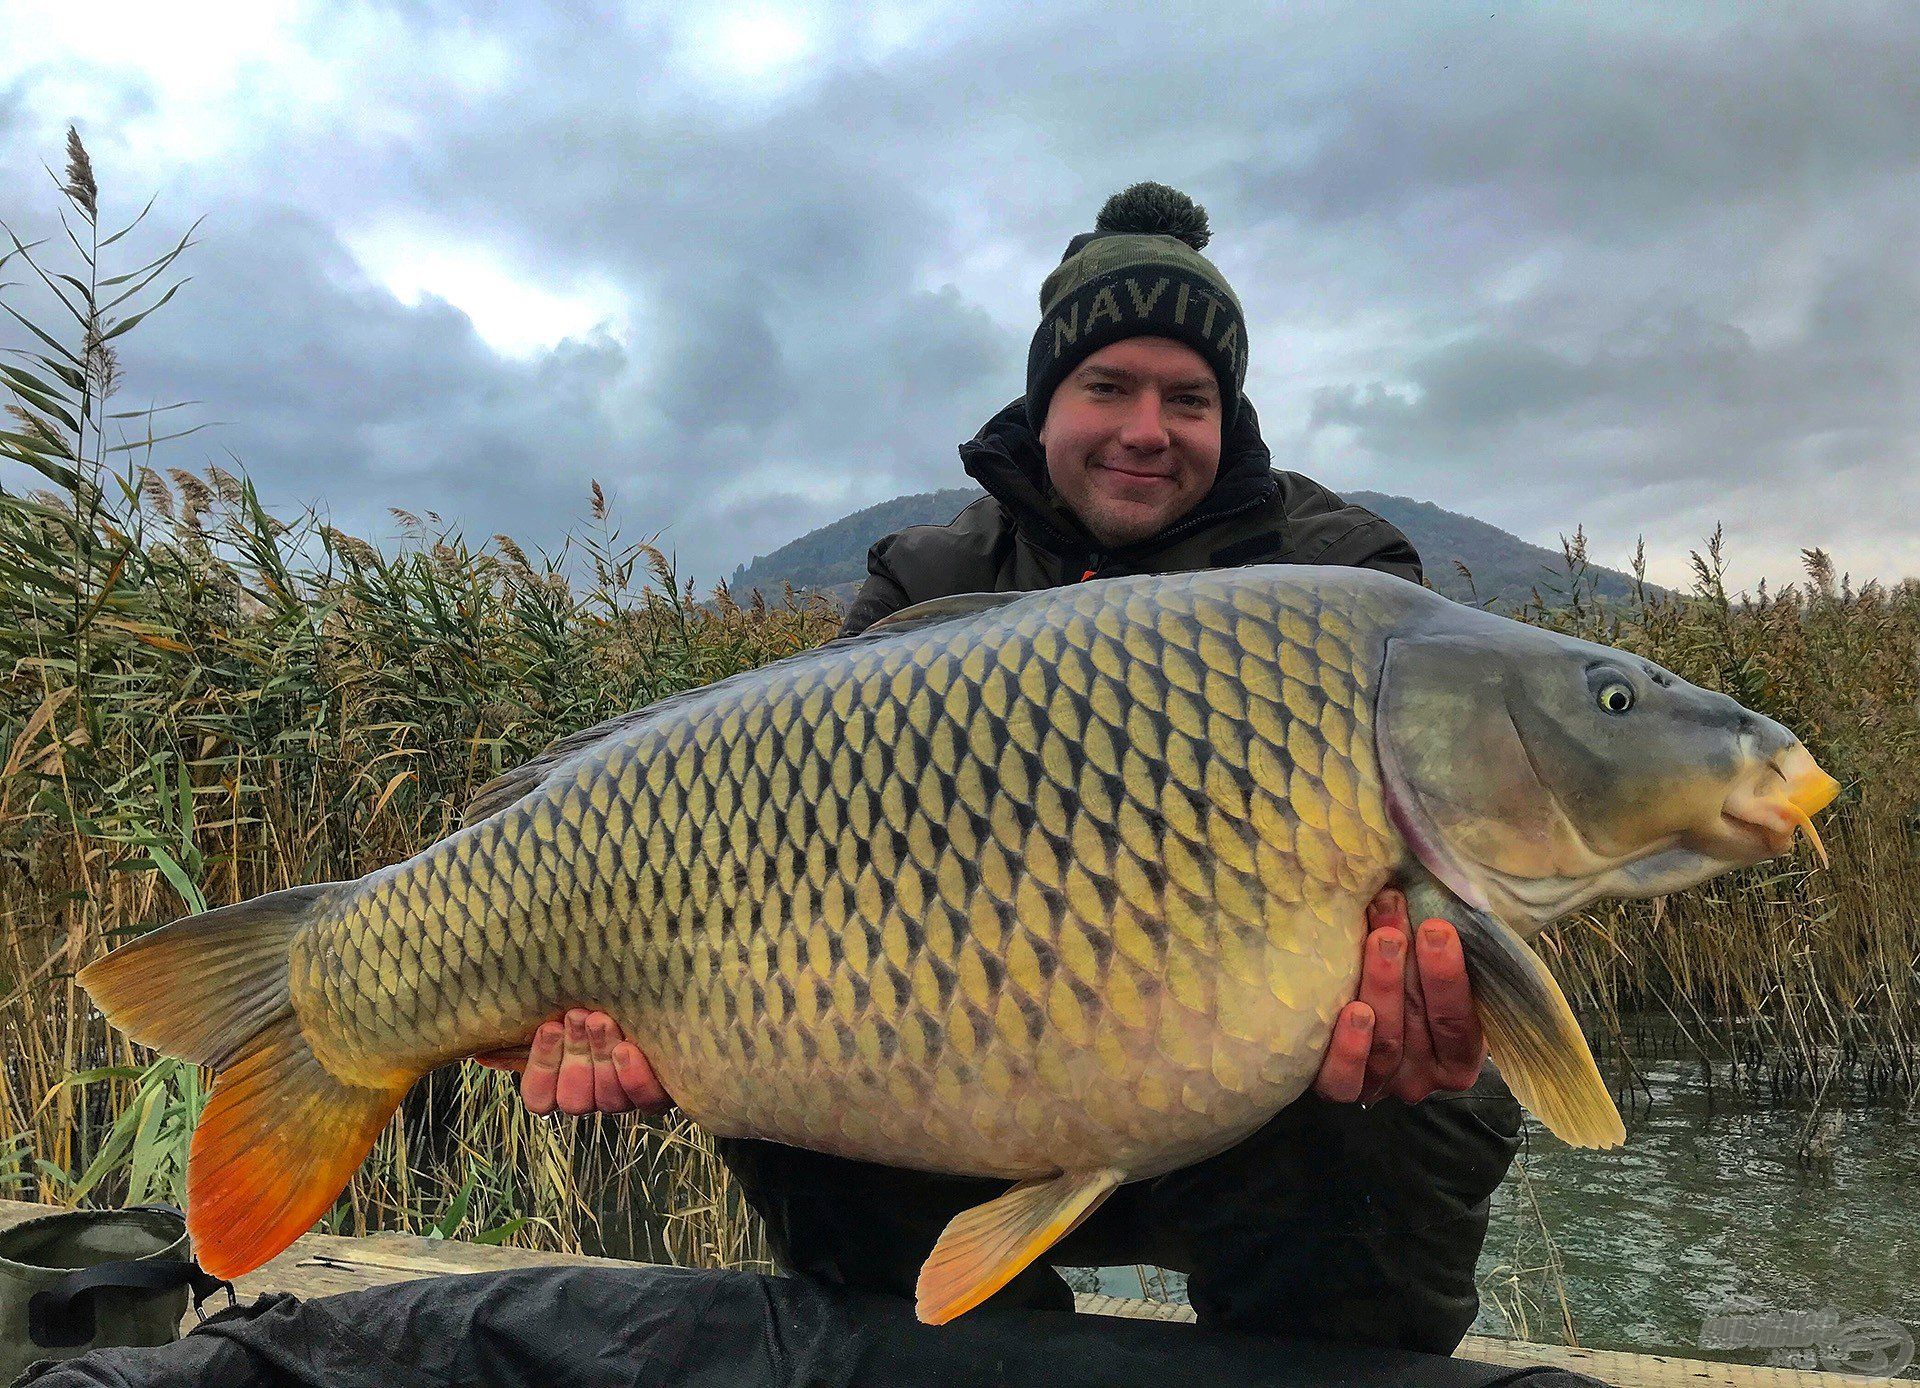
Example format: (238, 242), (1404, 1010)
(482, 184), (1522, 1354)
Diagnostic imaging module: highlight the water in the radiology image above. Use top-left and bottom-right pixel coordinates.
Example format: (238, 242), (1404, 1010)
(1083, 1052), (1920, 1375)
(1475, 1054), (1920, 1373)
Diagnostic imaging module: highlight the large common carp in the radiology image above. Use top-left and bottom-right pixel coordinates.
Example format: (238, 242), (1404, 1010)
(79, 565), (1837, 1322)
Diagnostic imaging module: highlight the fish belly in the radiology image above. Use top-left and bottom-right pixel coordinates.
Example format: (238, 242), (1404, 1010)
(664, 887), (1375, 1179)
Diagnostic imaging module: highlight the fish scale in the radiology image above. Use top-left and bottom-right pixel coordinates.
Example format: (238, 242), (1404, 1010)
(278, 569), (1407, 1179)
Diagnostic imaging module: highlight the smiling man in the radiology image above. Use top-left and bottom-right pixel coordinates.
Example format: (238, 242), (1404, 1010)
(1039, 343), (1224, 548)
(490, 185), (1523, 1354)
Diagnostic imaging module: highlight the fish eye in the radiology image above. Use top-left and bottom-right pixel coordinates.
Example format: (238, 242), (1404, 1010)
(1596, 681), (1634, 715)
(1585, 663), (1638, 715)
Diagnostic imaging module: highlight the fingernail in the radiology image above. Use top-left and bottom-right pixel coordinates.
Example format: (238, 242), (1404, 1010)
(1347, 1007), (1372, 1032)
(1379, 934), (1402, 961)
(1421, 922), (1448, 950)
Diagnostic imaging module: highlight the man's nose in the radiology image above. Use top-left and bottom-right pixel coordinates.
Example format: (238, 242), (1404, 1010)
(1117, 392), (1171, 449)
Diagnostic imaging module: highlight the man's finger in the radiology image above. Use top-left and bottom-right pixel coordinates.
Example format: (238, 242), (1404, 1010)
(1416, 920), (1486, 1090)
(1359, 928), (1406, 1102)
(521, 1021), (565, 1115)
(1392, 931), (1439, 1103)
(588, 1013), (634, 1113)
(1313, 1002), (1374, 1103)
(613, 1042), (673, 1114)
(555, 1009), (598, 1116)
(1366, 887), (1408, 935)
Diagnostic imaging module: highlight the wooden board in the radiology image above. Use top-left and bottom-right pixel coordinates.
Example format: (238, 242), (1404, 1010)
(3, 1201), (1901, 1386)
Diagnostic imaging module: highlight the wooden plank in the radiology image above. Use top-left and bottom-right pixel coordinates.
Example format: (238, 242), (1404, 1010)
(1069, 1296), (1908, 1386)
(3, 1202), (1901, 1386)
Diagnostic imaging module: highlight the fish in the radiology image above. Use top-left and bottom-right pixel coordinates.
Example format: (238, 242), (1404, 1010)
(77, 564), (1839, 1323)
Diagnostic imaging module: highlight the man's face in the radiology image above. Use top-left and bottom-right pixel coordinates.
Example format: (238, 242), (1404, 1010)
(1038, 337), (1224, 550)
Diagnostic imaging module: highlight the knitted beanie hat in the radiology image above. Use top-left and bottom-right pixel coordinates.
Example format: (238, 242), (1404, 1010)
(1025, 182), (1247, 434)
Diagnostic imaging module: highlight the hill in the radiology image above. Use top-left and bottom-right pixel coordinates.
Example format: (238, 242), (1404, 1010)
(728, 486), (1648, 610)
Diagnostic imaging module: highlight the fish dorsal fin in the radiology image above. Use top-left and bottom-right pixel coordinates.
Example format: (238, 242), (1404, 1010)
(1402, 875), (1626, 1149)
(460, 683), (736, 827)
(862, 590), (1027, 639)
(915, 1167), (1124, 1324)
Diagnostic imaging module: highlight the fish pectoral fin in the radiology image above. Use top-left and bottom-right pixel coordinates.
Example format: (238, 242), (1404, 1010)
(470, 1044), (533, 1073)
(915, 1167), (1125, 1325)
(1404, 879), (1626, 1151)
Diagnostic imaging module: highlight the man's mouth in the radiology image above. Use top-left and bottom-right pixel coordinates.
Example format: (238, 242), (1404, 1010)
(1096, 460), (1174, 482)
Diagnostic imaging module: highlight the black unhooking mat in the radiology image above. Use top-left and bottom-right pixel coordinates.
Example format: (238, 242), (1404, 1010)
(15, 1264), (1606, 1388)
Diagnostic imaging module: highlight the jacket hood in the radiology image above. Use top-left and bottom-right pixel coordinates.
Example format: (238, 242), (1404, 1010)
(957, 393), (1280, 560)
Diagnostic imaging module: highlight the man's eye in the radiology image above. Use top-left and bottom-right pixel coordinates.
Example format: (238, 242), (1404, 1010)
(1086, 382), (1118, 395)
(1178, 396), (1211, 409)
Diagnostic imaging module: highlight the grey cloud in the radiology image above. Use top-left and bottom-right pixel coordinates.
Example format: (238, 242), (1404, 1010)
(1303, 238), (1920, 578)
(1228, 9), (1920, 236)
(651, 277), (795, 436)
(4, 2), (1917, 592)
(48, 186), (1012, 580)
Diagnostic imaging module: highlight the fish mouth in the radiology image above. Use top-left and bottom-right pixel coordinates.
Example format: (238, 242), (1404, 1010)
(1717, 743), (1841, 866)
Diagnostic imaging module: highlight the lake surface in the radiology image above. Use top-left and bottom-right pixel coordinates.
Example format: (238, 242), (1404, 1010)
(1083, 1050), (1920, 1376)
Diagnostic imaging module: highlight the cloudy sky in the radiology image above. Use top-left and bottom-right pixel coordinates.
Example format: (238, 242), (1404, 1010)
(3, 2), (1915, 592)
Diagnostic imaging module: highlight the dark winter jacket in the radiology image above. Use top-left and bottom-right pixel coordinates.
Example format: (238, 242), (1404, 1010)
(837, 395), (1422, 637)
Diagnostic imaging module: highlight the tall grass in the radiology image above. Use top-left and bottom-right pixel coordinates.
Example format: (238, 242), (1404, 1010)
(0, 130), (834, 1264)
(3, 131), (1917, 1293)
(1516, 532), (1920, 1107)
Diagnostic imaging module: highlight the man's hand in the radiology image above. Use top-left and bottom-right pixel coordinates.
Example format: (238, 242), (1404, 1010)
(473, 1008), (673, 1117)
(1312, 887), (1488, 1105)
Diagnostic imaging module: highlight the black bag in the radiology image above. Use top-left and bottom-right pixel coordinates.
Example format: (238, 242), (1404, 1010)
(0, 1205), (230, 1387)
(14, 1264), (1605, 1387)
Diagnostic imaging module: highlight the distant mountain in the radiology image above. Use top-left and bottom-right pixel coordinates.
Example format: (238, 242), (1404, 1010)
(728, 486), (1649, 611)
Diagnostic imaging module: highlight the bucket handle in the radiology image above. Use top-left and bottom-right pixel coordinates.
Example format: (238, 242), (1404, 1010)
(24, 1205), (236, 1350)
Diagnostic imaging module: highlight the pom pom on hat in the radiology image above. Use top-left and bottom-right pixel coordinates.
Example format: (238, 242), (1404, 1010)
(1093, 182), (1211, 251)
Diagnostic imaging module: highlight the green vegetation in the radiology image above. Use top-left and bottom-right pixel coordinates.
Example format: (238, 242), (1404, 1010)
(0, 130), (832, 1266)
(3, 133), (1917, 1340)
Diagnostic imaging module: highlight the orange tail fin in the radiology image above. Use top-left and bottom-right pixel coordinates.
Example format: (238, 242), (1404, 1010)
(78, 885), (415, 1279)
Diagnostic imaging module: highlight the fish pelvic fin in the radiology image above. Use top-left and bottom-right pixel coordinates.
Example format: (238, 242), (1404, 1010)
(915, 1167), (1124, 1325)
(1404, 878), (1626, 1150)
(78, 884), (413, 1278)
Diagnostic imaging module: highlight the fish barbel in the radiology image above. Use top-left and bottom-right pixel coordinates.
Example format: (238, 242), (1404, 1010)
(79, 565), (1838, 1321)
